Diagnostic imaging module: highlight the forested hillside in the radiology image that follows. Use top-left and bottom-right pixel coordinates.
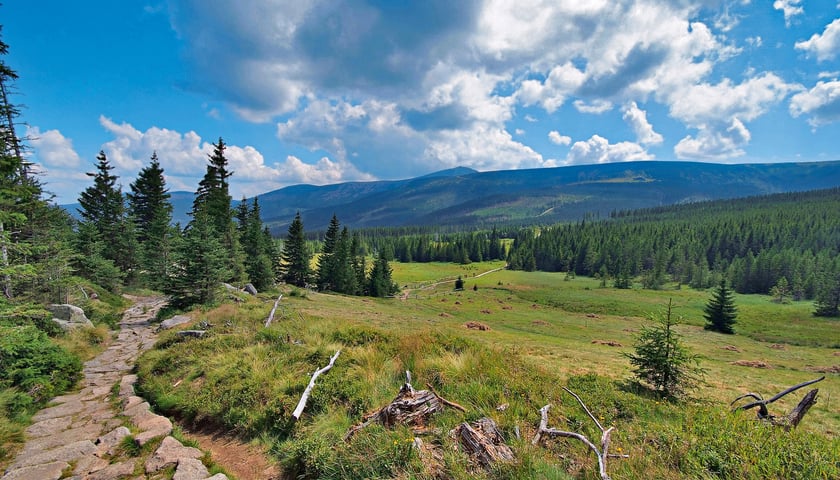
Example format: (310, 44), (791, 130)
(506, 188), (840, 315)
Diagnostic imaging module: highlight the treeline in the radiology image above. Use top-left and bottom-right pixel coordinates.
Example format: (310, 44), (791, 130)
(369, 228), (509, 264)
(506, 188), (840, 315)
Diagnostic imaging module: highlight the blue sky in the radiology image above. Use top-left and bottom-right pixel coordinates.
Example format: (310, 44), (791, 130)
(4, 1), (840, 203)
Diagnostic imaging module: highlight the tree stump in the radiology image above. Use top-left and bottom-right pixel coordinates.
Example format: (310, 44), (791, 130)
(450, 417), (514, 467)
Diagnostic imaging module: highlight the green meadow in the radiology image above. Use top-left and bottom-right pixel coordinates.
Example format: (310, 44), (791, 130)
(136, 261), (839, 479)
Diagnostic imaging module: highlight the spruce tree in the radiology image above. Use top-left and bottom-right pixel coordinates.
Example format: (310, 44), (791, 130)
(236, 197), (274, 291)
(703, 280), (738, 334)
(813, 269), (840, 317)
(368, 251), (397, 297)
(127, 152), (175, 290)
(191, 138), (245, 283)
(625, 300), (704, 398)
(316, 214), (340, 291)
(165, 210), (229, 308)
(280, 212), (310, 287)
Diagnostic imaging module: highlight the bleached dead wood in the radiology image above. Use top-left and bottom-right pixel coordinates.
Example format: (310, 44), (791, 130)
(264, 294), (283, 328)
(731, 376), (824, 430)
(451, 417), (514, 467)
(532, 387), (628, 480)
(292, 349), (341, 420)
(344, 371), (465, 441)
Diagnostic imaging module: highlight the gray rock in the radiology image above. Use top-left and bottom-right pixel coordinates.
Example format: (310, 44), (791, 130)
(25, 416), (73, 438)
(47, 304), (92, 330)
(134, 415), (173, 446)
(73, 454), (110, 476)
(158, 314), (192, 331)
(9, 440), (96, 469)
(84, 460), (136, 480)
(243, 283), (258, 295)
(173, 457), (210, 480)
(203, 474), (230, 480)
(1, 461), (69, 480)
(96, 426), (131, 454)
(222, 283), (239, 292)
(145, 436), (203, 474)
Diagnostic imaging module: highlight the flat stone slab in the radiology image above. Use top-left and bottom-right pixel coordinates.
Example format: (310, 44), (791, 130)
(146, 436), (203, 473)
(25, 416), (73, 438)
(20, 423), (103, 456)
(1, 460), (69, 480)
(84, 460), (136, 480)
(9, 440), (96, 469)
(31, 400), (86, 422)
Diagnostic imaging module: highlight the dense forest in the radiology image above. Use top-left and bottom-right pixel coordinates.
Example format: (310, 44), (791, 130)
(505, 188), (840, 315)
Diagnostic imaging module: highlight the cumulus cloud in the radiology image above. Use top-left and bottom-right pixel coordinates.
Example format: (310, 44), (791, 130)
(789, 80), (840, 126)
(795, 19), (840, 62)
(96, 117), (372, 198)
(548, 131), (572, 146)
(674, 118), (751, 160)
(161, 0), (805, 174)
(565, 135), (652, 166)
(26, 126), (82, 168)
(773, 0), (803, 27)
(622, 102), (664, 145)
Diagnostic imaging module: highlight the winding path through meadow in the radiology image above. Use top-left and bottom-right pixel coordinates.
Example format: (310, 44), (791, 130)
(1, 296), (229, 480)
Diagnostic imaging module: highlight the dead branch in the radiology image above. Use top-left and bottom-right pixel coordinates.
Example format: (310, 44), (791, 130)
(292, 349), (341, 420)
(264, 294), (283, 328)
(451, 417), (514, 468)
(533, 389), (628, 480)
(731, 376), (824, 429)
(344, 371), (465, 441)
(426, 383), (466, 412)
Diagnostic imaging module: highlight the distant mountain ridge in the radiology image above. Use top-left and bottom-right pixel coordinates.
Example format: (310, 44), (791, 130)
(62, 160), (840, 232)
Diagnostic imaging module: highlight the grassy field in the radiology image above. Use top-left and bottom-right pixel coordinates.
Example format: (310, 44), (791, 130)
(136, 261), (839, 479)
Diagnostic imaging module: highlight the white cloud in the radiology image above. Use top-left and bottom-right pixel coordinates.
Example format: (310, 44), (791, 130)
(789, 80), (840, 126)
(548, 131), (571, 146)
(514, 128), (525, 136)
(773, 0), (803, 27)
(674, 118), (751, 160)
(423, 125), (544, 171)
(26, 126), (81, 168)
(573, 99), (613, 114)
(565, 135), (652, 166)
(622, 102), (664, 145)
(668, 73), (799, 125)
(795, 19), (840, 62)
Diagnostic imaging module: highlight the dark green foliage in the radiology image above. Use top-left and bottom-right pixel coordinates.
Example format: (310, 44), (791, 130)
(625, 301), (704, 398)
(281, 212), (310, 287)
(316, 214), (340, 291)
(454, 276), (464, 290)
(813, 268), (840, 317)
(127, 152), (175, 290)
(236, 197), (275, 291)
(368, 252), (398, 297)
(0, 325), (82, 406)
(703, 280), (737, 334)
(165, 210), (229, 308)
(191, 138), (245, 284)
(505, 188), (840, 297)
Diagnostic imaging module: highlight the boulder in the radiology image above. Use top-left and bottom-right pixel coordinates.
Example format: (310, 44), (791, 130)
(158, 315), (191, 331)
(47, 304), (92, 330)
(244, 283), (258, 295)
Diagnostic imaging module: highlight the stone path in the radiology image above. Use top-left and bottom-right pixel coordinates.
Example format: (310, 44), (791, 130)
(2, 297), (228, 480)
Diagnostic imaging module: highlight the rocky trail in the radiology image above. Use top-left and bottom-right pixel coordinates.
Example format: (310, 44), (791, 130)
(1, 296), (229, 480)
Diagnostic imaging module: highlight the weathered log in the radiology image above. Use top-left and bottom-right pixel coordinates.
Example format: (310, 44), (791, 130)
(292, 349), (341, 420)
(451, 417), (514, 467)
(532, 387), (628, 480)
(264, 294), (283, 328)
(731, 376), (824, 429)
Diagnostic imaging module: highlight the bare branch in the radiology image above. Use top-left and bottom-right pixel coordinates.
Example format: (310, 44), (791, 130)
(292, 349), (341, 420)
(264, 294), (283, 328)
(562, 386), (604, 432)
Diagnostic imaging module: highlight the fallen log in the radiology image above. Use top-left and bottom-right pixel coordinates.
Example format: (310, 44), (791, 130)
(730, 376), (824, 430)
(264, 294), (283, 328)
(451, 417), (514, 468)
(292, 349), (341, 420)
(533, 387), (628, 480)
(344, 371), (464, 441)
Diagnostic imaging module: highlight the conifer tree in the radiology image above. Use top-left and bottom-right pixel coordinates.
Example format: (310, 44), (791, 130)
(703, 280), (737, 334)
(166, 211), (229, 307)
(813, 269), (840, 317)
(625, 300), (704, 398)
(191, 138), (245, 283)
(127, 152), (175, 290)
(236, 197), (274, 290)
(77, 151), (138, 285)
(332, 226), (358, 294)
(316, 214), (340, 291)
(368, 251), (397, 297)
(280, 212), (310, 287)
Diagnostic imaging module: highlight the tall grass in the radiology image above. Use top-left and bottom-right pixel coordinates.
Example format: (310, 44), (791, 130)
(136, 272), (839, 479)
